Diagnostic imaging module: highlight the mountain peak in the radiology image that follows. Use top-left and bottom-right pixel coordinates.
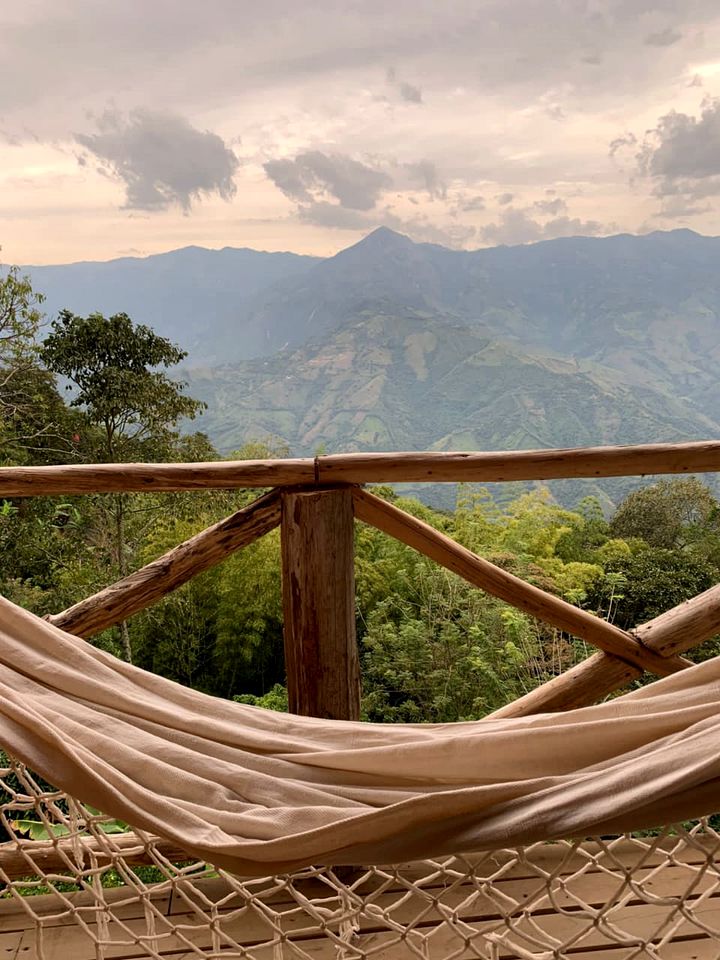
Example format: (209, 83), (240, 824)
(326, 226), (418, 267)
(366, 225), (411, 242)
(355, 226), (415, 250)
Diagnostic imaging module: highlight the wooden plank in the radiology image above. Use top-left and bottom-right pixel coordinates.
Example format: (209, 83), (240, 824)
(314, 898), (720, 960)
(13, 925), (720, 960)
(159, 862), (720, 935)
(318, 442), (720, 485)
(352, 488), (691, 678)
(0, 881), (173, 932)
(17, 874), (720, 959)
(490, 651), (640, 718)
(2, 833), (714, 910)
(566, 939), (720, 960)
(8, 837), (717, 935)
(9, 856), (720, 958)
(47, 489), (281, 637)
(24, 928), (717, 960)
(0, 929), (26, 959)
(0, 458), (314, 497)
(281, 488), (361, 721)
(23, 921), (185, 960)
(494, 899), (720, 958)
(162, 838), (719, 912)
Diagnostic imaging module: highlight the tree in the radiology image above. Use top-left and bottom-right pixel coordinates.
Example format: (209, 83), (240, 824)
(133, 440), (292, 697)
(588, 545), (716, 631)
(0, 271), (92, 609)
(360, 564), (543, 722)
(0, 267), (73, 463)
(609, 478), (720, 551)
(0, 363), (84, 466)
(0, 266), (43, 369)
(42, 311), (205, 461)
(42, 311), (206, 661)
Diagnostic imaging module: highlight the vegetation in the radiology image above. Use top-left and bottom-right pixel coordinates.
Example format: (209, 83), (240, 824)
(185, 312), (716, 511)
(1, 269), (719, 722)
(2, 268), (720, 892)
(41, 310), (206, 660)
(3, 224), (720, 917)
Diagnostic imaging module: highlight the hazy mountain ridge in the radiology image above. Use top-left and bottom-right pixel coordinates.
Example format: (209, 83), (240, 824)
(185, 311), (720, 454)
(27, 227), (720, 371)
(227, 227), (720, 364)
(24, 245), (320, 363)
(22, 228), (720, 499)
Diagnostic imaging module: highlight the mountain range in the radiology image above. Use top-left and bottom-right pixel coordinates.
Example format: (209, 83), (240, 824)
(23, 227), (720, 505)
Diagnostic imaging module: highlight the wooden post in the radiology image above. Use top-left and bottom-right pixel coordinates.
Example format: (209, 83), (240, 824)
(281, 487), (360, 720)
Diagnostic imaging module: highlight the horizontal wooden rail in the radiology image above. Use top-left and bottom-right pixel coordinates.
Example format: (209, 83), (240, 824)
(353, 488), (693, 678)
(0, 833), (189, 881)
(48, 490), (281, 638)
(320, 441), (720, 484)
(2, 441), (720, 496)
(0, 459), (315, 496)
(491, 583), (720, 718)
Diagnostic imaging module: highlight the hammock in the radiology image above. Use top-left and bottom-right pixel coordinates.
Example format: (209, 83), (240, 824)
(0, 596), (719, 877)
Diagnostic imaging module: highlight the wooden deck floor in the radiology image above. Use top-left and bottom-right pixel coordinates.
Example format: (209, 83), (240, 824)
(1, 839), (718, 959)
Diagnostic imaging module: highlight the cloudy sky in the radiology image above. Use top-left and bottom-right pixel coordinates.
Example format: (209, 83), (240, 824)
(2, 0), (720, 264)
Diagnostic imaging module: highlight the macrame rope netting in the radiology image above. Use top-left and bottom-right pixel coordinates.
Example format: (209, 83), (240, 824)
(1, 761), (719, 959)
(0, 596), (720, 955)
(1, 597), (720, 875)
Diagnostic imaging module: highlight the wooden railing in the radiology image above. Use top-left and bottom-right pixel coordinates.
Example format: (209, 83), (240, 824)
(4, 440), (720, 721)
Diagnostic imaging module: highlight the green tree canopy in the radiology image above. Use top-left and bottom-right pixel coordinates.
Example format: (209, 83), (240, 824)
(41, 311), (207, 662)
(0, 267), (70, 464)
(42, 310), (205, 461)
(0, 266), (44, 366)
(609, 477), (720, 551)
(588, 545), (716, 630)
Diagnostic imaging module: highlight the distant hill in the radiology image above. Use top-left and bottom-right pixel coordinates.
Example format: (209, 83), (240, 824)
(22, 228), (720, 506)
(185, 310), (717, 446)
(24, 246), (319, 363)
(25, 228), (720, 375)
(184, 310), (720, 506)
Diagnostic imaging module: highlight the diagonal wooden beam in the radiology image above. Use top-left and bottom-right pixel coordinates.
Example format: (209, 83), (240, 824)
(48, 489), (281, 638)
(491, 583), (720, 718)
(352, 488), (693, 679)
(489, 651), (637, 719)
(632, 584), (720, 658)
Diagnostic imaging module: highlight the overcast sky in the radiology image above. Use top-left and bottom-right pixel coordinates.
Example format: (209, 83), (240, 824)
(2, 0), (720, 264)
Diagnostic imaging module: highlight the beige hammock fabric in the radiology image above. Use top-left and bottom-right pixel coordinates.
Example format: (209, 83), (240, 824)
(0, 596), (719, 877)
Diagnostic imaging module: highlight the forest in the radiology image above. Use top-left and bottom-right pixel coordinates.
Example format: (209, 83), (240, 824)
(2, 265), (720, 722)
